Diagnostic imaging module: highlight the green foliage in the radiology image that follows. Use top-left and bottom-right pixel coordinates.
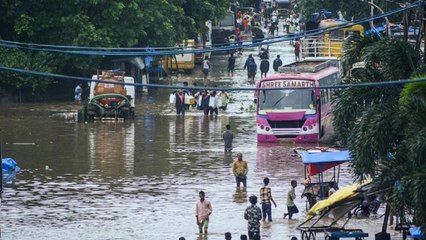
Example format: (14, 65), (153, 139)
(297, 0), (419, 23)
(333, 38), (426, 228)
(377, 81), (426, 228)
(0, 0), (231, 93)
(297, 0), (370, 20)
(0, 48), (56, 92)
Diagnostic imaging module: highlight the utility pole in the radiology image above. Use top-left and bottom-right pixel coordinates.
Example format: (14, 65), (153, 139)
(0, 129), (3, 199)
(424, 0), (426, 63)
(367, 1), (391, 38)
(370, 0), (374, 30)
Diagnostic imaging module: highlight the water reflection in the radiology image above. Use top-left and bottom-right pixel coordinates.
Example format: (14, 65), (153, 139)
(223, 152), (233, 165)
(233, 187), (248, 204)
(88, 122), (135, 177)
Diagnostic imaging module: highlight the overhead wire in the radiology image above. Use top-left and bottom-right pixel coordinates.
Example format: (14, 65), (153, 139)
(0, 1), (424, 91)
(0, 0), (421, 56)
(1, 65), (425, 91)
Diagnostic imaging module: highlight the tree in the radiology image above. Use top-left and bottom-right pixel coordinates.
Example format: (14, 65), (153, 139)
(297, 0), (419, 25)
(333, 38), (426, 229)
(0, 0), (230, 94)
(297, 0), (370, 21)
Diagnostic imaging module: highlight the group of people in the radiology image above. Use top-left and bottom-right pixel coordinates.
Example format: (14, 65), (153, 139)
(236, 10), (262, 35)
(171, 81), (230, 115)
(186, 153), (299, 240)
(241, 53), (284, 82)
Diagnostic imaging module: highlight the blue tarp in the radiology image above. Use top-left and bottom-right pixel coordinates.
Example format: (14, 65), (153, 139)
(410, 226), (424, 239)
(2, 158), (20, 172)
(2, 158), (20, 185)
(300, 150), (351, 164)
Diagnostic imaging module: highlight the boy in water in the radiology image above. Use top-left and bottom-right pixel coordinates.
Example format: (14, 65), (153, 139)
(284, 180), (299, 219)
(259, 177), (277, 222)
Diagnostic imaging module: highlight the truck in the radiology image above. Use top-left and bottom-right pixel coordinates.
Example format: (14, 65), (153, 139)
(78, 70), (135, 122)
(163, 39), (195, 73)
(276, 0), (291, 19)
(211, 11), (235, 49)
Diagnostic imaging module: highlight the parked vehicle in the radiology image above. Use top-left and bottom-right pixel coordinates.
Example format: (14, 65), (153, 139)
(212, 11), (235, 50)
(163, 39), (195, 73)
(78, 70), (135, 122)
(254, 59), (340, 143)
(276, 0), (291, 19)
(302, 19), (364, 58)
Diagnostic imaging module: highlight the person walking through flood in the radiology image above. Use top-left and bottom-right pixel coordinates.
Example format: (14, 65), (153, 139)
(273, 55), (283, 72)
(223, 124), (234, 152)
(199, 90), (211, 115)
(244, 195), (262, 240)
(208, 90), (220, 115)
(183, 81), (191, 110)
(259, 177), (277, 222)
(196, 191), (212, 234)
(219, 91), (229, 110)
(232, 153), (248, 187)
(175, 90), (186, 115)
(202, 56), (211, 80)
(74, 83), (82, 104)
(288, 22), (295, 45)
(260, 57), (270, 78)
(294, 40), (301, 62)
(243, 54), (257, 82)
(228, 53), (236, 76)
(283, 180), (299, 220)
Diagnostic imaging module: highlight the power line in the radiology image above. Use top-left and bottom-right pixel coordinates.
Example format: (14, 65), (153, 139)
(0, 1), (421, 56)
(1, 65), (425, 91)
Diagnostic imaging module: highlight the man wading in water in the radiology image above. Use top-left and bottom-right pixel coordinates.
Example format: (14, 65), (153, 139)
(232, 153), (248, 188)
(196, 191), (212, 234)
(223, 124), (234, 152)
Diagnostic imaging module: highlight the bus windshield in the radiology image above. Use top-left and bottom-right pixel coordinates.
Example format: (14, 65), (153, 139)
(258, 88), (316, 115)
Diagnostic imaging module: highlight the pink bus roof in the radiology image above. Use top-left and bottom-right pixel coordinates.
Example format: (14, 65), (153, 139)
(261, 66), (339, 82)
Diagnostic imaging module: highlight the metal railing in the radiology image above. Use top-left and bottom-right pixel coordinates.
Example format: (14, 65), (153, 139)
(301, 37), (344, 59)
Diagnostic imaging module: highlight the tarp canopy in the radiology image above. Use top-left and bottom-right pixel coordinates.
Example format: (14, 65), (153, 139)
(307, 179), (371, 218)
(300, 150), (351, 176)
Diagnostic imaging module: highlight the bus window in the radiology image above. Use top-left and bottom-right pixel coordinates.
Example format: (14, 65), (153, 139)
(330, 30), (344, 39)
(345, 31), (361, 39)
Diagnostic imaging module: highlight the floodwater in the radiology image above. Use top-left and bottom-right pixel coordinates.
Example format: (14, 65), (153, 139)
(0, 31), (401, 240)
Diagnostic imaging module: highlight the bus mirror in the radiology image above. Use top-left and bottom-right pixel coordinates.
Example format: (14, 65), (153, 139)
(254, 99), (257, 104)
(311, 90), (315, 102)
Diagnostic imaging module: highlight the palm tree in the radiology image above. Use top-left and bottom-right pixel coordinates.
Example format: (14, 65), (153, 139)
(333, 38), (426, 229)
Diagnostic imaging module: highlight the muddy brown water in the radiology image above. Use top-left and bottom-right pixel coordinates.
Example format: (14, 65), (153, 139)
(0, 40), (400, 239)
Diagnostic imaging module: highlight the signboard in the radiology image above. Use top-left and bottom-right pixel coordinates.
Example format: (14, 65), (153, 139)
(261, 79), (315, 89)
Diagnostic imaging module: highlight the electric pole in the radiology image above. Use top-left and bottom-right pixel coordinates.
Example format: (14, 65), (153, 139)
(424, 0), (426, 63)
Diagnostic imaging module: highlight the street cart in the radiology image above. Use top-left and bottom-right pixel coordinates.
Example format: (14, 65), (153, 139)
(297, 180), (372, 240)
(299, 150), (351, 210)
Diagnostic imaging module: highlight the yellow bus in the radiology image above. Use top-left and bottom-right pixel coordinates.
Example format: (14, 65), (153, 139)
(319, 19), (364, 57)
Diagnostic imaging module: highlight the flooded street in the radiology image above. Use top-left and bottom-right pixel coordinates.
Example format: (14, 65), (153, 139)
(0, 39), (397, 240)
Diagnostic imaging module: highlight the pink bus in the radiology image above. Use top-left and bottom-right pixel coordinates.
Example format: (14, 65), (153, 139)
(255, 59), (340, 143)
